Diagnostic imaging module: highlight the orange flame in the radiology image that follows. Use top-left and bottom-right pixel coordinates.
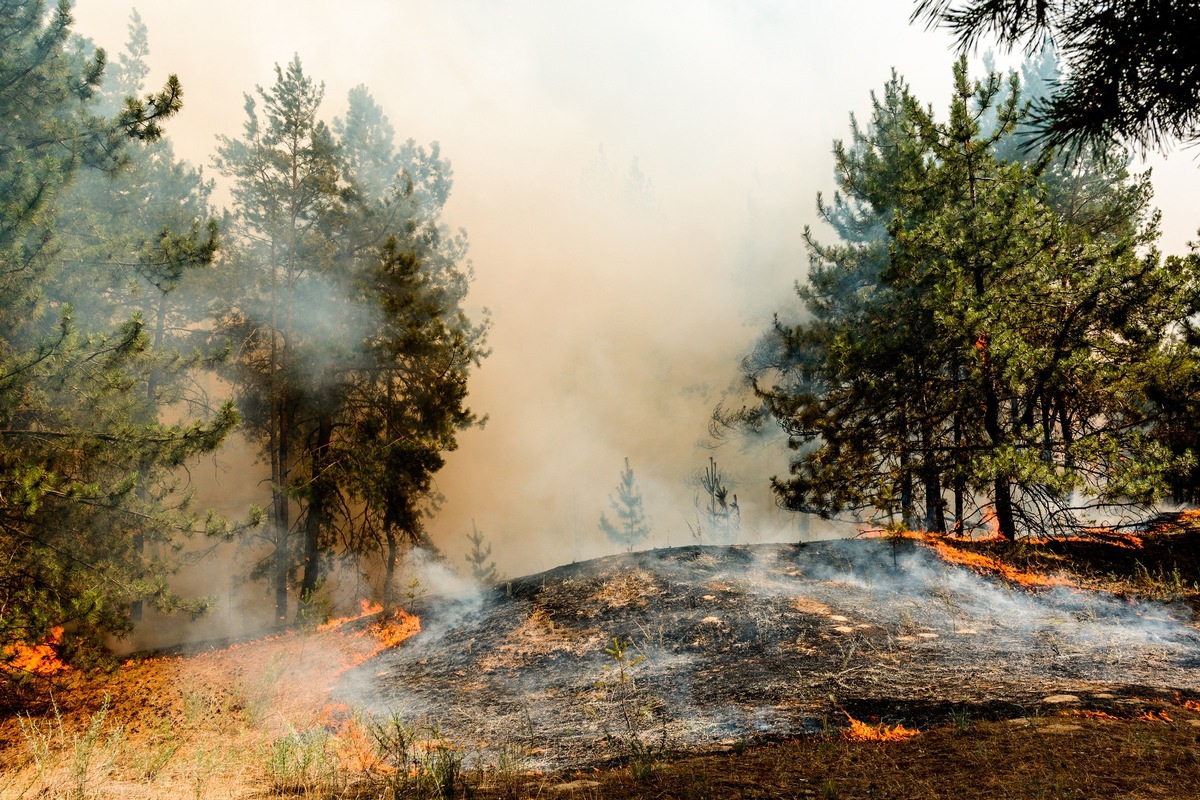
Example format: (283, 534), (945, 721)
(978, 508), (1002, 540)
(318, 598), (386, 631)
(1137, 710), (1173, 723)
(1024, 530), (1145, 549)
(2, 626), (69, 677)
(370, 611), (422, 651)
(1182, 699), (1200, 713)
(1065, 709), (1118, 721)
(842, 712), (919, 742)
(885, 530), (1076, 590)
(322, 705), (394, 773)
(330, 608), (422, 680)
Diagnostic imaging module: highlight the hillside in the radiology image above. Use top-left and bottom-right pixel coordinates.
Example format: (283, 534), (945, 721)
(3, 530), (1200, 799)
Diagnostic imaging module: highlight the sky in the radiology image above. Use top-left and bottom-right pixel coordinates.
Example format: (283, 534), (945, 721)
(71, 0), (1200, 582)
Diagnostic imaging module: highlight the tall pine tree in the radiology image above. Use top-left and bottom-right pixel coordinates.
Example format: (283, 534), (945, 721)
(0, 0), (237, 665)
(729, 57), (1195, 539)
(214, 61), (487, 621)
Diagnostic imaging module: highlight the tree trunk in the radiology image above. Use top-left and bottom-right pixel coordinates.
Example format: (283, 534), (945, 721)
(924, 468), (944, 533)
(953, 409), (965, 536)
(920, 412), (945, 533)
(993, 475), (1016, 540)
(132, 292), (171, 623)
(983, 380), (1017, 540)
(899, 413), (914, 529)
(298, 412), (332, 619)
(272, 397), (291, 625)
(1059, 394), (1075, 470)
(383, 525), (399, 612)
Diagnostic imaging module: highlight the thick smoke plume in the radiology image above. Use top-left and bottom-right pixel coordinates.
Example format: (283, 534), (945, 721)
(66, 1), (1200, 637)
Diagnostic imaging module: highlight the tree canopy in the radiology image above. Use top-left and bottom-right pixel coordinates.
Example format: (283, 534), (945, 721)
(0, 0), (239, 666)
(913, 0), (1200, 153)
(0, 2), (491, 669)
(724, 56), (1198, 539)
(213, 57), (488, 622)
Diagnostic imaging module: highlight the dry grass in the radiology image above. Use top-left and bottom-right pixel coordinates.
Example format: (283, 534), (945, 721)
(527, 711), (1200, 800)
(0, 610), (419, 799)
(3, 528), (1200, 799)
(9, 690), (1200, 796)
(6, 683), (1200, 800)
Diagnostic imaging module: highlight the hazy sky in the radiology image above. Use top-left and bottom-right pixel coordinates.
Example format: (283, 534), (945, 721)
(73, 1), (1200, 576)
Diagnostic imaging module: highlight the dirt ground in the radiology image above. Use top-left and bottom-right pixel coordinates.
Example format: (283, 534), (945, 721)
(2, 527), (1199, 799)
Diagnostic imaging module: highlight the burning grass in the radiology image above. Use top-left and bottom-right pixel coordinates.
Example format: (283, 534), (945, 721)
(1, 626), (70, 681)
(841, 712), (920, 742)
(881, 530), (1078, 590)
(0, 604), (421, 800)
(3, 530), (1200, 798)
(6, 690), (1200, 800)
(924, 521), (1200, 612)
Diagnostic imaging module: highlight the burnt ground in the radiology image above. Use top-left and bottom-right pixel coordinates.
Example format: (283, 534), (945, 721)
(339, 538), (1200, 771)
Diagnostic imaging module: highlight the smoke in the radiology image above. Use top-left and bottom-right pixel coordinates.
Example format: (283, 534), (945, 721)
(65, 0), (1200, 629)
(334, 540), (1199, 770)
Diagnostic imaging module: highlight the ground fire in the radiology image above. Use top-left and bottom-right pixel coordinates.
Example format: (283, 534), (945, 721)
(1, 626), (69, 680)
(842, 712), (920, 742)
(338, 537), (1200, 771)
(2, 534), (1200, 797)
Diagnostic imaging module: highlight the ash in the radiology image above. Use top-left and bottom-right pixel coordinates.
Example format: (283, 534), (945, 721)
(335, 541), (1200, 771)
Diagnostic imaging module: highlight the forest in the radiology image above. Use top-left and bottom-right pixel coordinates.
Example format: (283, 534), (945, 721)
(0, 1), (488, 663)
(1, 0), (1199, 673)
(3, 2), (1200, 799)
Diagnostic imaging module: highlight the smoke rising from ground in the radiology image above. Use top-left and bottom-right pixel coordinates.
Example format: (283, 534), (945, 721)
(69, 1), (1200, 605)
(343, 540), (1200, 770)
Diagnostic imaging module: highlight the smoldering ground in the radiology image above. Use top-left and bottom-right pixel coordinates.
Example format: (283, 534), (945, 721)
(334, 539), (1200, 771)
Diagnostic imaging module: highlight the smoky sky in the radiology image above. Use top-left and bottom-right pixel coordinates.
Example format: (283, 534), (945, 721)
(73, 0), (1200, 577)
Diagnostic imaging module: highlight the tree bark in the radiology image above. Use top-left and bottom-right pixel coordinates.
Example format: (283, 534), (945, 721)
(272, 397), (291, 625)
(383, 525), (399, 612)
(298, 411), (332, 620)
(983, 379), (1017, 540)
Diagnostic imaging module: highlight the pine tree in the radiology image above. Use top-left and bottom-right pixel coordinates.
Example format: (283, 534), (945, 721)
(730, 56), (1195, 539)
(599, 458), (651, 552)
(333, 86), (486, 610)
(214, 63), (487, 620)
(0, 0), (237, 664)
(55, 15), (229, 620)
(213, 56), (342, 624)
(914, 0), (1200, 153)
(691, 456), (740, 544)
(464, 522), (499, 585)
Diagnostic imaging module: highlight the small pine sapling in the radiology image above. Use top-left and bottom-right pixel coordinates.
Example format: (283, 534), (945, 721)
(599, 458), (652, 552)
(465, 521), (500, 585)
(690, 456), (740, 544)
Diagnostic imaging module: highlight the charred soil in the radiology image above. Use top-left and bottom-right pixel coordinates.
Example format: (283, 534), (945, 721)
(2, 533), (1199, 798)
(352, 537), (1200, 771)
